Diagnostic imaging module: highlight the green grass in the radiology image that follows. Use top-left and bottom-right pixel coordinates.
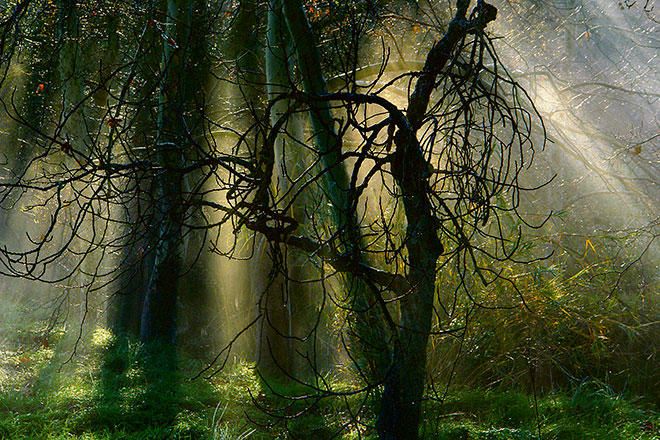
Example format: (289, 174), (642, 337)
(0, 331), (657, 439)
(420, 385), (658, 440)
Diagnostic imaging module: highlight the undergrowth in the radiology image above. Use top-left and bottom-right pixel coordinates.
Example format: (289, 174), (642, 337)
(0, 328), (657, 439)
(1, 247), (657, 439)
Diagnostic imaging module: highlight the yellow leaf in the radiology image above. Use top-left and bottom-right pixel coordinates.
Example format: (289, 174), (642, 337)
(584, 238), (597, 256)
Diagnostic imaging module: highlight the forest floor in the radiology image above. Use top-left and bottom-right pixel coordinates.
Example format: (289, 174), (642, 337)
(0, 331), (657, 439)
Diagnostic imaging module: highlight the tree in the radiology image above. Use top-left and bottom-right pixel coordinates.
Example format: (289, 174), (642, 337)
(0, 1), (547, 438)
(236, 0), (546, 437)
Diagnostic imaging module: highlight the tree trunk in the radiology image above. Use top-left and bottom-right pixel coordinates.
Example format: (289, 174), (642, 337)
(140, 0), (191, 343)
(173, 0), (216, 354)
(56, 0), (88, 148)
(377, 2), (497, 437)
(254, 0), (296, 380)
(2, 9), (57, 226)
(376, 131), (442, 437)
(280, 0), (392, 381)
(111, 2), (163, 337)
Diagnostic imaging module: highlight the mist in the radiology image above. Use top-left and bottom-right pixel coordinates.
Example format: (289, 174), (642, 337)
(0, 1), (657, 438)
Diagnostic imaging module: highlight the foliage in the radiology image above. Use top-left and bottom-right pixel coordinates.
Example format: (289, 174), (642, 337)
(0, 343), (657, 439)
(426, 234), (658, 400)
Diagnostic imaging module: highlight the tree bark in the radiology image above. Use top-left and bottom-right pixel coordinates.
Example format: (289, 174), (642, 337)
(281, 0), (392, 381)
(254, 0), (296, 380)
(107, 6), (150, 337)
(140, 0), (191, 343)
(56, 0), (88, 148)
(377, 2), (497, 438)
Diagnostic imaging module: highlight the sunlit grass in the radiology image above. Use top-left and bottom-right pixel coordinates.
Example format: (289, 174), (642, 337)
(0, 253), (656, 440)
(421, 386), (658, 440)
(0, 269), (660, 440)
(0, 324), (657, 439)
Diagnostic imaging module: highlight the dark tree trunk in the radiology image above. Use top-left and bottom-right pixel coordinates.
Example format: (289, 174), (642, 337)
(111, 1), (162, 338)
(253, 0), (301, 382)
(140, 0), (191, 343)
(376, 137), (441, 437)
(174, 0), (216, 353)
(377, 2), (497, 438)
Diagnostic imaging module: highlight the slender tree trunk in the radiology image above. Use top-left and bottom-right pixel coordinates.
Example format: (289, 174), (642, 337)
(280, 0), (392, 381)
(55, 0), (103, 328)
(253, 0), (296, 380)
(140, 0), (191, 343)
(376, 136), (441, 437)
(2, 10), (57, 225)
(56, 0), (87, 147)
(94, 9), (139, 335)
(112, 3), (163, 337)
(174, 0), (215, 353)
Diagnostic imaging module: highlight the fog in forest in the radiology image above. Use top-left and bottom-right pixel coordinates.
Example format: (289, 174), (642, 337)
(0, 0), (657, 438)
